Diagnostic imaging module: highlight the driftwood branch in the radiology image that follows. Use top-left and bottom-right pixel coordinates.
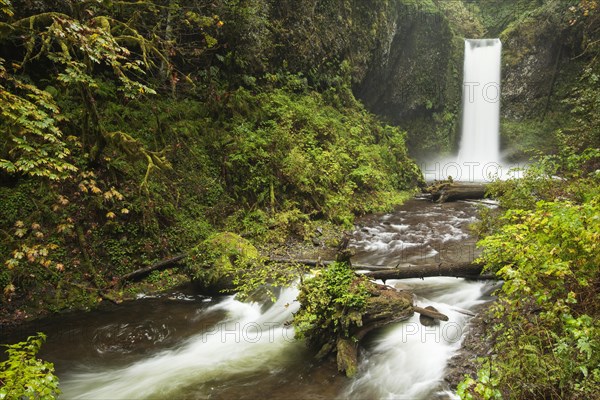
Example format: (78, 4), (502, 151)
(119, 253), (186, 282)
(414, 306), (449, 323)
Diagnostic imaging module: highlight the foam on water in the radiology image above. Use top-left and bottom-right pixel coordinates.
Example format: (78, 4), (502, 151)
(344, 278), (489, 399)
(60, 288), (301, 399)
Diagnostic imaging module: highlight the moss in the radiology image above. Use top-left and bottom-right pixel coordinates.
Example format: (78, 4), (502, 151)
(336, 338), (359, 377)
(185, 232), (260, 292)
(294, 262), (413, 376)
(476, 0), (544, 36)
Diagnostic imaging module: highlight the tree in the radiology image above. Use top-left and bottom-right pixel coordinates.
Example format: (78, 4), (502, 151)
(0, 0), (171, 185)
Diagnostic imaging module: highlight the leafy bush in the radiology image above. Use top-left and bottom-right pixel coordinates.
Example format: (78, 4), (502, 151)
(214, 85), (421, 223)
(461, 150), (600, 399)
(294, 262), (371, 351)
(0, 333), (60, 399)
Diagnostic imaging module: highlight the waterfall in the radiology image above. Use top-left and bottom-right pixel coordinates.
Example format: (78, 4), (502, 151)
(457, 39), (502, 168)
(420, 38), (513, 182)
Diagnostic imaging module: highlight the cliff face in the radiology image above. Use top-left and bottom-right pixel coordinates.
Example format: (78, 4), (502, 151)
(500, 2), (574, 120)
(215, 0), (593, 157)
(491, 0), (596, 155)
(355, 4), (453, 121)
(351, 1), (483, 157)
(213, 0), (483, 157)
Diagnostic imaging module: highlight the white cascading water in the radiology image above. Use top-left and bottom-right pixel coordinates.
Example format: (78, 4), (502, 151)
(421, 38), (515, 182)
(345, 199), (494, 399)
(60, 287), (303, 399)
(457, 38), (502, 167)
(345, 277), (488, 400)
(53, 200), (493, 399)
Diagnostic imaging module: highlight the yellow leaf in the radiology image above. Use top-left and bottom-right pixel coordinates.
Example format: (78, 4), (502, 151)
(3, 284), (15, 297)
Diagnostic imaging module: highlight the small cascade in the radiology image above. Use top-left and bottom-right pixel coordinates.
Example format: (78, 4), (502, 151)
(34, 200), (492, 400)
(344, 277), (488, 400)
(60, 287), (302, 399)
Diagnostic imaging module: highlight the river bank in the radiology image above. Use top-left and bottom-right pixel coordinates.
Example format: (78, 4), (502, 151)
(444, 300), (496, 390)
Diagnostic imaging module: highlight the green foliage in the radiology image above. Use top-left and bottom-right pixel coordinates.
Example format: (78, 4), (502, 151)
(186, 231), (303, 301)
(213, 85), (421, 224)
(463, 150), (600, 399)
(294, 262), (371, 350)
(0, 333), (60, 399)
(475, 0), (545, 36)
(0, 2), (177, 186)
(0, 58), (77, 180)
(457, 359), (502, 400)
(0, 0), (12, 17)
(486, 147), (600, 212)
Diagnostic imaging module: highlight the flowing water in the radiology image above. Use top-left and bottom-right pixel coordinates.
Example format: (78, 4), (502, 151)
(2, 198), (496, 399)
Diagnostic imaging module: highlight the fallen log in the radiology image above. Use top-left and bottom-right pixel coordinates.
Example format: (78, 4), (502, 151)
(119, 253), (187, 283)
(268, 257), (393, 271)
(425, 181), (488, 203)
(362, 262), (486, 282)
(269, 257), (494, 280)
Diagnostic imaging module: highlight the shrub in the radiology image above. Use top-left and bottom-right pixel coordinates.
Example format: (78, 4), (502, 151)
(0, 333), (60, 400)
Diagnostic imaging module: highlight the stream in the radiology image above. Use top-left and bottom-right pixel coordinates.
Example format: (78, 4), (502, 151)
(2, 198), (498, 399)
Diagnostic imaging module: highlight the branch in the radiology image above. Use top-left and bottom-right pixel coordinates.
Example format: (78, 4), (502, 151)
(119, 253), (187, 282)
(268, 257), (492, 280)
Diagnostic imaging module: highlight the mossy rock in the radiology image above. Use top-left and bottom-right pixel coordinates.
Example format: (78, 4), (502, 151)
(186, 232), (260, 293)
(295, 262), (414, 377)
